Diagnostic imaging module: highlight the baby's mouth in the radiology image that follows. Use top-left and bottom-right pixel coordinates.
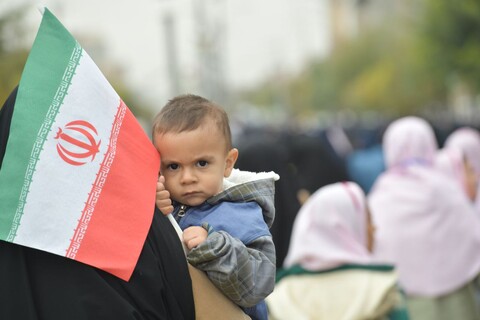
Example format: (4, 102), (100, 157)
(183, 191), (200, 197)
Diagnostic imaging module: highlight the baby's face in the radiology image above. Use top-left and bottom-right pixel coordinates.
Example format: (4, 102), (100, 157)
(154, 123), (237, 207)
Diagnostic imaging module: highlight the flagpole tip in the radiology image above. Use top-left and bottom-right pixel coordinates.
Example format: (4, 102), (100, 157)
(37, 6), (45, 15)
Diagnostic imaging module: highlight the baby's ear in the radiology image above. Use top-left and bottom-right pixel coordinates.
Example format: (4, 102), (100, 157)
(224, 148), (239, 177)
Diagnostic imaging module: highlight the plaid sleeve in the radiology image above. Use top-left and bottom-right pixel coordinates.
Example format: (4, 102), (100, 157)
(186, 231), (276, 308)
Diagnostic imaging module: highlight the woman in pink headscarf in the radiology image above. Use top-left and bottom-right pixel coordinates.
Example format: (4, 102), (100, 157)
(435, 147), (477, 202)
(368, 116), (480, 319)
(444, 127), (480, 210)
(267, 182), (409, 320)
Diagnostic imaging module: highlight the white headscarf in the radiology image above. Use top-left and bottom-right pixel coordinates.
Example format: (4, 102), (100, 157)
(368, 116), (480, 296)
(283, 181), (372, 271)
(444, 127), (480, 210)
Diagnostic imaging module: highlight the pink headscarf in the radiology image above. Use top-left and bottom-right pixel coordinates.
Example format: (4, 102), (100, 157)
(435, 148), (468, 196)
(383, 116), (437, 168)
(283, 181), (372, 271)
(368, 116), (480, 296)
(444, 127), (480, 210)
(445, 127), (480, 176)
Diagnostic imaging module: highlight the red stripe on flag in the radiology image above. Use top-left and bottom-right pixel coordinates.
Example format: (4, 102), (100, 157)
(71, 101), (159, 281)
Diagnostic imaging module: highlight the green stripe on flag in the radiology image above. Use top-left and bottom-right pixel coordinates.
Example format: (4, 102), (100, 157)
(0, 9), (81, 239)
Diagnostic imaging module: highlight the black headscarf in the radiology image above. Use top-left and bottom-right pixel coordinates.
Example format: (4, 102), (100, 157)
(0, 86), (195, 320)
(0, 86), (16, 170)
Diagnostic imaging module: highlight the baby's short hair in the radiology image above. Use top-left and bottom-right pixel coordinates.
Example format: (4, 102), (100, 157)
(152, 94), (233, 149)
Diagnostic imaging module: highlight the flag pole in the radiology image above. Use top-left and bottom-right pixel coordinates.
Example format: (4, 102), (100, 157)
(167, 213), (188, 255)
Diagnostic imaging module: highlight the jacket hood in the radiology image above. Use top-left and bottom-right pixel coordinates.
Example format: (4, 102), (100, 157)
(207, 169), (279, 228)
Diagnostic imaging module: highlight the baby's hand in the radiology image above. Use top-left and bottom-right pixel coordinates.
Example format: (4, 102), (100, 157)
(156, 175), (173, 215)
(183, 226), (208, 250)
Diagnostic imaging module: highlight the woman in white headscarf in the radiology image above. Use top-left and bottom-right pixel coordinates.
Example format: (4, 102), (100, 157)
(368, 116), (480, 320)
(444, 127), (480, 210)
(267, 181), (409, 320)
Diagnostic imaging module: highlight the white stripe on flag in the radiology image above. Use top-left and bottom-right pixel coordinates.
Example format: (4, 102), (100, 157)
(14, 50), (120, 255)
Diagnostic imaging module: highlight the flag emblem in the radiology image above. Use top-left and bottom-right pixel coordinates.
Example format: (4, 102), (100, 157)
(55, 120), (101, 166)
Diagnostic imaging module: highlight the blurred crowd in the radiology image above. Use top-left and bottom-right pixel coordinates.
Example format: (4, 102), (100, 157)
(234, 116), (480, 319)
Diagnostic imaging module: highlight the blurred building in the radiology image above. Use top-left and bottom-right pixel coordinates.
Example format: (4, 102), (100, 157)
(328, 0), (415, 49)
(7, 0), (331, 113)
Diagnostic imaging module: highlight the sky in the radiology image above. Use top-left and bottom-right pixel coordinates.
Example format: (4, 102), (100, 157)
(2, 0), (331, 111)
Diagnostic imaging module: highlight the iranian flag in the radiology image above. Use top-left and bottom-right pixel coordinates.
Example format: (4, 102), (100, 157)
(0, 8), (160, 281)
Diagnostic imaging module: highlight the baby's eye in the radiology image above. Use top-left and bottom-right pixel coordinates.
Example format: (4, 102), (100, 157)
(167, 163), (179, 170)
(197, 160), (208, 168)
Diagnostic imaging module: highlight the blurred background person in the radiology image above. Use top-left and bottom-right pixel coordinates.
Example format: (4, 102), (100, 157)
(235, 129), (349, 268)
(444, 127), (480, 212)
(267, 181), (409, 320)
(368, 116), (480, 320)
(346, 140), (386, 194)
(435, 147), (478, 202)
